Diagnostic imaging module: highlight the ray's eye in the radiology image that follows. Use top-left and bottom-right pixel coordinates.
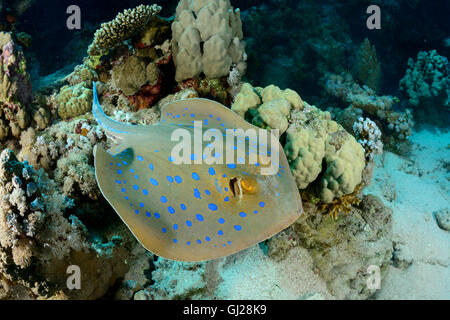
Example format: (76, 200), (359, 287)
(240, 178), (258, 194)
(229, 177), (258, 198)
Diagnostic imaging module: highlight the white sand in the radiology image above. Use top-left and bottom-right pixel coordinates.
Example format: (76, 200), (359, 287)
(215, 245), (333, 300)
(364, 128), (450, 300)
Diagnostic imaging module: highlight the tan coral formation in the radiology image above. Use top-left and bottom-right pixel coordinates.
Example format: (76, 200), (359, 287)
(232, 83), (365, 203)
(172, 0), (246, 81)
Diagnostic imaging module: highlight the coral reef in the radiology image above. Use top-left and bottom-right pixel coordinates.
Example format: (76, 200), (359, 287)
(0, 31), (52, 141)
(290, 194), (394, 299)
(110, 55), (159, 96)
(232, 83), (365, 204)
(352, 38), (381, 92)
(87, 4), (162, 57)
(399, 50), (449, 126)
(353, 117), (383, 162)
(0, 149), (129, 299)
(171, 0), (246, 82)
(324, 72), (414, 150)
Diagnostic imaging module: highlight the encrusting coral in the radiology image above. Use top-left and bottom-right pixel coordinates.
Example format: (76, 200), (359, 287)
(171, 0), (246, 82)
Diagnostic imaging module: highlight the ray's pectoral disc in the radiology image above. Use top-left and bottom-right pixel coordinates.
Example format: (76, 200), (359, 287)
(92, 83), (302, 261)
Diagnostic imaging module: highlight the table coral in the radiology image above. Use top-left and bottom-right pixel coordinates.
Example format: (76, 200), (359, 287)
(87, 4), (162, 57)
(171, 0), (246, 82)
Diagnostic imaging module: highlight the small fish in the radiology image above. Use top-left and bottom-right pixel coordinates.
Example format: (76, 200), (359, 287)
(92, 82), (302, 261)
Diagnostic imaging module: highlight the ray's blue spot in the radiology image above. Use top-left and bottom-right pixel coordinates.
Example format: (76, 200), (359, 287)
(205, 189), (211, 195)
(218, 230), (223, 236)
(187, 241), (191, 246)
(254, 210), (258, 214)
(190, 153), (197, 161)
(133, 185), (139, 190)
(142, 189), (149, 195)
(224, 196), (229, 202)
(160, 196), (167, 203)
(205, 236), (211, 242)
(194, 188), (201, 199)
(139, 202), (144, 208)
(150, 178), (158, 186)
(162, 228), (167, 233)
(167, 176), (174, 183)
(137, 156), (143, 161)
(173, 239), (178, 243)
(218, 217), (225, 224)
(227, 164), (236, 169)
(180, 203), (186, 210)
(196, 214), (204, 222)
(192, 172), (200, 181)
(149, 164), (154, 171)
(115, 180), (122, 184)
(168, 156), (174, 162)
(234, 225), (242, 231)
(239, 212), (247, 218)
(154, 212), (160, 219)
(259, 201), (265, 208)
(168, 206), (175, 214)
(186, 220), (192, 227)
(135, 209), (139, 214)
(134, 174), (139, 180)
(197, 239), (202, 244)
(208, 203), (218, 211)
(117, 169), (123, 175)
(208, 167), (215, 175)
(130, 168), (135, 173)
(146, 211), (151, 217)
(173, 224), (178, 230)
(121, 188), (126, 193)
(174, 176), (182, 184)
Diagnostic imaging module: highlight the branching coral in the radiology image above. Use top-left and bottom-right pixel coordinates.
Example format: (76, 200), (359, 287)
(87, 4), (162, 57)
(399, 50), (449, 125)
(353, 117), (383, 162)
(171, 0), (246, 82)
(324, 72), (414, 147)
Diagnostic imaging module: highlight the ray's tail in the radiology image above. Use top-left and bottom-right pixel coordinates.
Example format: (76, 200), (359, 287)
(92, 82), (145, 140)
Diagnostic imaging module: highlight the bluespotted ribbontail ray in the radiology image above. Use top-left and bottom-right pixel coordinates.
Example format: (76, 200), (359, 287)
(92, 82), (302, 261)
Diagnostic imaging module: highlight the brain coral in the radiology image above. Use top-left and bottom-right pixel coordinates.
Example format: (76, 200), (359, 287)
(232, 83), (365, 203)
(87, 4), (162, 56)
(171, 0), (246, 82)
